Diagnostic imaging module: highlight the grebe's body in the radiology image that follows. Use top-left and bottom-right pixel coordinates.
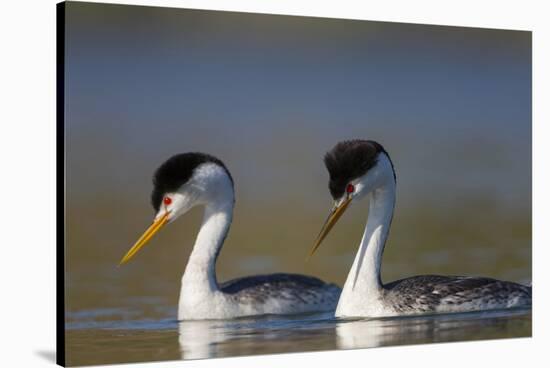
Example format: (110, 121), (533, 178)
(120, 153), (340, 320)
(310, 140), (531, 318)
(182, 272), (339, 320)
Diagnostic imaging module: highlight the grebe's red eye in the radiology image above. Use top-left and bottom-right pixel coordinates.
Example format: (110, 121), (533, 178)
(163, 197), (172, 205)
(346, 184), (355, 194)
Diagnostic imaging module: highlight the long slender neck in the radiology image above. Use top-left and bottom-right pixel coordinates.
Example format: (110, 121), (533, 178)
(342, 181), (395, 298)
(180, 197), (234, 293)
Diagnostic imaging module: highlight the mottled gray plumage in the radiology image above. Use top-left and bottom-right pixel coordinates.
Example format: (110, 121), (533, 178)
(383, 275), (531, 314)
(220, 273), (341, 309)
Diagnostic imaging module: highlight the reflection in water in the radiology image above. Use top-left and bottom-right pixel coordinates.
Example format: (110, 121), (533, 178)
(175, 309), (531, 360)
(336, 308), (532, 350)
(178, 319), (229, 359)
(179, 313), (336, 359)
(178, 312), (337, 360)
(65, 307), (530, 365)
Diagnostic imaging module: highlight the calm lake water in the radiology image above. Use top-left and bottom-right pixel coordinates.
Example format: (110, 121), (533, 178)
(66, 305), (531, 366)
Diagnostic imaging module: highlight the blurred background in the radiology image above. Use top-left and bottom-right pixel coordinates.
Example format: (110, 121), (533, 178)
(65, 2), (531, 321)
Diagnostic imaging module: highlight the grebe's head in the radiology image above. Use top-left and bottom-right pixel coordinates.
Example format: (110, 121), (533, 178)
(325, 140), (395, 203)
(309, 140), (396, 258)
(151, 153), (234, 223)
(119, 152), (233, 265)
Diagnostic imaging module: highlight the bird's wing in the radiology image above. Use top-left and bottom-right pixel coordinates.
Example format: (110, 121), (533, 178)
(220, 273), (341, 306)
(383, 275), (531, 313)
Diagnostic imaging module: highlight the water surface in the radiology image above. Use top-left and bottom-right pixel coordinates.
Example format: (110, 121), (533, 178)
(66, 306), (531, 366)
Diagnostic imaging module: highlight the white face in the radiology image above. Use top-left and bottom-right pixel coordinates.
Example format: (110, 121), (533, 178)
(340, 153), (395, 205)
(154, 163), (234, 223)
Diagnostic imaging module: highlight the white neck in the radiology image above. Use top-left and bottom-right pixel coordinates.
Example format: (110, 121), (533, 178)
(336, 179), (395, 316)
(180, 196), (233, 294)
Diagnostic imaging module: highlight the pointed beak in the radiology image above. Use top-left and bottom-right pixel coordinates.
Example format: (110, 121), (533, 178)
(119, 211), (170, 265)
(307, 196), (353, 260)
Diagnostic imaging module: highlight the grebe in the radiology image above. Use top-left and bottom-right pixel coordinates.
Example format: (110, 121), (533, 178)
(120, 152), (340, 320)
(309, 140), (531, 318)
